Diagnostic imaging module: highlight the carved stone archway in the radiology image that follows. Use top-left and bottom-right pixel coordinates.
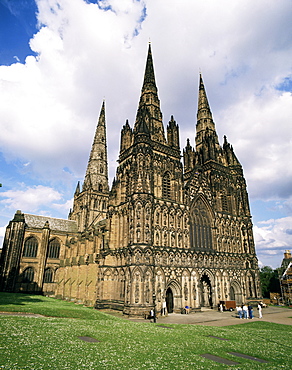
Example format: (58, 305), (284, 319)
(165, 287), (174, 313)
(165, 280), (181, 313)
(230, 280), (242, 305)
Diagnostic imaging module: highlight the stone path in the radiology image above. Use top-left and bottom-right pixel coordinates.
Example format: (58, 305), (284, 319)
(125, 306), (292, 326)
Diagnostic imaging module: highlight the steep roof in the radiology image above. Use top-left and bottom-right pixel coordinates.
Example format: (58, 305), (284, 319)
(24, 214), (77, 233)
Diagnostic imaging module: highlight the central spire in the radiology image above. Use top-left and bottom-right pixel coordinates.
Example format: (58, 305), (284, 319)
(197, 74), (213, 120)
(195, 74), (220, 152)
(134, 44), (166, 144)
(142, 43), (157, 91)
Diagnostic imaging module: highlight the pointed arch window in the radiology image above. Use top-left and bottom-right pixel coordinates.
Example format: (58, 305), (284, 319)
(190, 198), (213, 250)
(43, 268), (53, 283)
(162, 172), (171, 199)
(48, 239), (60, 259)
(23, 237), (38, 257)
(22, 267), (34, 283)
(98, 184), (103, 192)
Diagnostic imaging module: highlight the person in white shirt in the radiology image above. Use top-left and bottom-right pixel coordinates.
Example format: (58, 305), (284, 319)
(236, 305), (243, 319)
(258, 303), (263, 318)
(242, 304), (249, 319)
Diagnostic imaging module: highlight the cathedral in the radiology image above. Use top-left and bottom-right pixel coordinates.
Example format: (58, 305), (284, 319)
(0, 45), (261, 315)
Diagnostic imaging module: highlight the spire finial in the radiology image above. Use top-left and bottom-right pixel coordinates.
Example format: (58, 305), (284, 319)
(198, 73), (210, 111)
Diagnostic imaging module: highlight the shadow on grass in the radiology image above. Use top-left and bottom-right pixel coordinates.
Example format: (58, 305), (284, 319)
(0, 292), (44, 306)
(0, 292), (120, 321)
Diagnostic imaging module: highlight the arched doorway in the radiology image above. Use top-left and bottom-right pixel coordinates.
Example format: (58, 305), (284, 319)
(230, 281), (242, 304)
(230, 286), (235, 300)
(166, 287), (174, 313)
(200, 274), (213, 308)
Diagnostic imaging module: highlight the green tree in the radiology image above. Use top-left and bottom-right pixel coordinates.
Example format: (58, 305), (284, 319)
(260, 266), (281, 298)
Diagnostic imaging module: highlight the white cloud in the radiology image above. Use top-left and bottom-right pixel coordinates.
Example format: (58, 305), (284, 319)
(218, 89), (292, 201)
(254, 216), (292, 268)
(0, 185), (63, 213)
(51, 198), (74, 213)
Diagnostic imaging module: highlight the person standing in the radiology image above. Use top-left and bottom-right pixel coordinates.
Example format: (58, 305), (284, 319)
(162, 301), (167, 316)
(258, 303), (263, 318)
(248, 304), (253, 319)
(236, 305), (243, 319)
(242, 304), (248, 319)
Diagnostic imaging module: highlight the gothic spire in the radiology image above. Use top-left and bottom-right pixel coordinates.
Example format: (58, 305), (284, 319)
(83, 100), (109, 192)
(142, 43), (157, 92)
(134, 44), (166, 144)
(195, 74), (220, 153)
(197, 74), (213, 120)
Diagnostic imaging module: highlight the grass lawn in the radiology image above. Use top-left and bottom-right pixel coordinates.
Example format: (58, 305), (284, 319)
(0, 293), (292, 369)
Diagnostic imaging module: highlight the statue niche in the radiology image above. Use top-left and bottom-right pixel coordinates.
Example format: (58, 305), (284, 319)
(200, 274), (213, 308)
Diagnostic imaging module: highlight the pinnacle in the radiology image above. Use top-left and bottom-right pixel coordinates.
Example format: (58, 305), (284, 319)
(142, 43), (157, 91)
(198, 74), (212, 118)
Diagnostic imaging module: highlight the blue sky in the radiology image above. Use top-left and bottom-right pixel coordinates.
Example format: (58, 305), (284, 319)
(0, 0), (37, 64)
(0, 0), (292, 269)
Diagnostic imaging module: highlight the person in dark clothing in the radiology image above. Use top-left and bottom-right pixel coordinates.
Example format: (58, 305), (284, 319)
(248, 304), (253, 319)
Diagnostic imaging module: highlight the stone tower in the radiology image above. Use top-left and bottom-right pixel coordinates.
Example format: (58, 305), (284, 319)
(94, 44), (186, 314)
(69, 101), (109, 232)
(0, 211), (26, 291)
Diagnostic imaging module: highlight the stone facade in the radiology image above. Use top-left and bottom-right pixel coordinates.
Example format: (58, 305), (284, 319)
(0, 45), (261, 315)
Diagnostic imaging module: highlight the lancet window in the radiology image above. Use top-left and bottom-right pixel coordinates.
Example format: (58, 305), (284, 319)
(43, 268), (53, 283)
(23, 237), (38, 258)
(48, 239), (60, 259)
(22, 267), (34, 283)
